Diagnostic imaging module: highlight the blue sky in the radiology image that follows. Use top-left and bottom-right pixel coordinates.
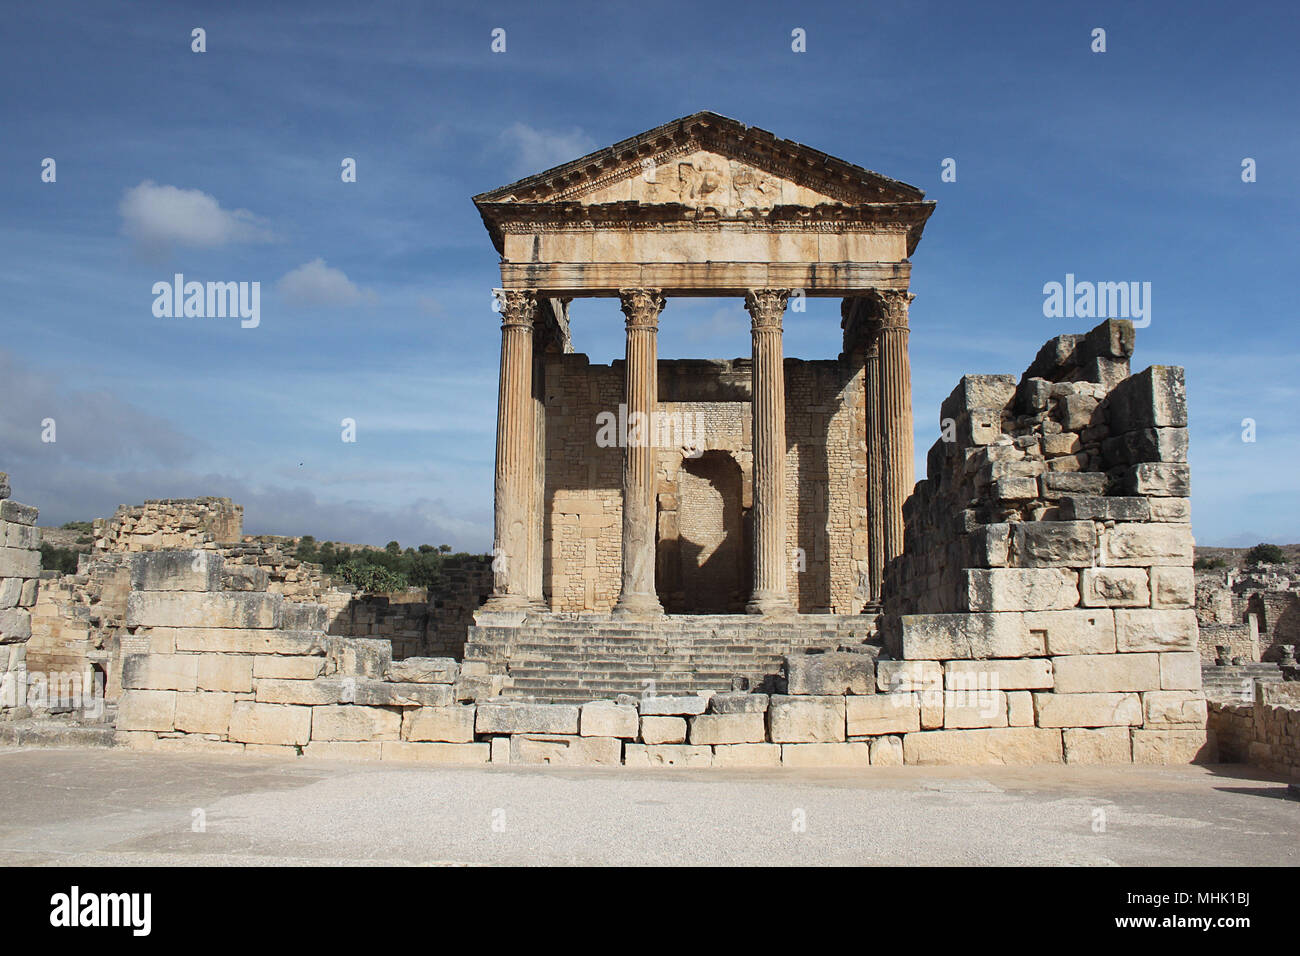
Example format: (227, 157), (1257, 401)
(1, 0), (1296, 549)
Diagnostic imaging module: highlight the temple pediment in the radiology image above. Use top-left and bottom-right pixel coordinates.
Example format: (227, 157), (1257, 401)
(475, 111), (929, 217)
(474, 111), (934, 294)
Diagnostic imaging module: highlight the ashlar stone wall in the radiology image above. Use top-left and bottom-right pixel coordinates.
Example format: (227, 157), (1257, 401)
(876, 319), (1212, 764)
(0, 472), (43, 715)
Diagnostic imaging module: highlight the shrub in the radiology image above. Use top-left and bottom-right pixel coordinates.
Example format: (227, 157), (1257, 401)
(1244, 543), (1286, 566)
(40, 543), (79, 574)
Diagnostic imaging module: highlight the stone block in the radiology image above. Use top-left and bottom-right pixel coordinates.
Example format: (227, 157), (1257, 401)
(3, 521), (40, 550)
(1148, 498), (1191, 522)
(0, 501), (38, 525)
(196, 654), (254, 693)
(173, 691), (236, 735)
(1107, 365), (1187, 431)
(1123, 462), (1190, 497)
(352, 680), (455, 708)
(712, 743), (782, 767)
(1131, 728), (1215, 764)
(256, 677), (350, 705)
(580, 701), (639, 738)
(252, 655), (324, 680)
(640, 715), (687, 745)
(639, 695), (708, 716)
(942, 689), (1008, 728)
(1052, 654), (1161, 693)
(900, 612), (1043, 660)
(1038, 472), (1106, 500)
(845, 695), (921, 736)
(1063, 727), (1132, 764)
(311, 704), (401, 742)
(993, 477), (1038, 501)
(1080, 568), (1150, 607)
(490, 737), (510, 763)
(964, 569), (1079, 612)
(688, 712), (766, 745)
(1100, 524), (1193, 567)
(944, 659), (1053, 690)
(402, 705), (475, 743)
(129, 550), (222, 592)
(1057, 495), (1150, 522)
(380, 742), (490, 764)
(869, 735), (904, 766)
(117, 689), (177, 732)
(965, 524), (1010, 567)
(876, 659), (942, 693)
(767, 695), (845, 743)
(121, 653), (198, 692)
(623, 744), (712, 768)
(125, 591), (282, 629)
(228, 701), (311, 746)
(903, 728), (1063, 765)
(386, 657), (458, 684)
(941, 374), (1016, 422)
(781, 742), (870, 768)
(1143, 691), (1207, 727)
(1114, 608), (1198, 652)
(325, 638), (391, 679)
(708, 692), (769, 714)
(302, 741), (383, 761)
(1026, 609), (1116, 655)
(785, 650), (874, 695)
(1149, 567), (1194, 608)
(0, 547), (40, 579)
(1032, 692), (1143, 727)
(454, 673), (505, 702)
(0, 607), (32, 641)
(1159, 652), (1201, 690)
(1007, 690), (1034, 726)
(476, 702), (580, 735)
(1010, 521), (1095, 567)
(169, 628), (327, 656)
(509, 734), (621, 766)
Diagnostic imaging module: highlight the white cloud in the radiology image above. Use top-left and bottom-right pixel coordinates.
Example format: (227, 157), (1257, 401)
(119, 181), (274, 249)
(276, 258), (375, 307)
(497, 122), (596, 177)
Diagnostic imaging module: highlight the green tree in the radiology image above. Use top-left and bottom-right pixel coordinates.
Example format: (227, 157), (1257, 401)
(1244, 543), (1286, 566)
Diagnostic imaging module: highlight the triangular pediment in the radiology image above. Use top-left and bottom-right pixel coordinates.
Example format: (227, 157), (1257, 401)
(474, 111), (926, 210)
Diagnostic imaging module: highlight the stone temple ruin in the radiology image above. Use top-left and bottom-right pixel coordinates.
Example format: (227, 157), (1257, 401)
(1, 112), (1295, 771)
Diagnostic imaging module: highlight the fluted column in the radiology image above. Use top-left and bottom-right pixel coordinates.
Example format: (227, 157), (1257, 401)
(864, 335), (885, 604)
(745, 289), (794, 616)
(613, 289), (665, 617)
(483, 291), (537, 611)
(877, 290), (916, 568)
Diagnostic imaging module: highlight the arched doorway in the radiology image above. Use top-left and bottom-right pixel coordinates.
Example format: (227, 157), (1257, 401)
(662, 451), (748, 613)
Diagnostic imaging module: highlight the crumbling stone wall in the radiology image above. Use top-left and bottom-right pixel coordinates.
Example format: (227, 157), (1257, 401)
(0, 472), (43, 715)
(875, 319), (1211, 764)
(1195, 568), (1299, 662)
(1209, 683), (1300, 779)
(94, 497), (243, 551)
(543, 353), (867, 613)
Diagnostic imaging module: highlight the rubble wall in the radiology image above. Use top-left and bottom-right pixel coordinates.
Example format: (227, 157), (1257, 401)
(0, 472), (43, 714)
(1208, 683), (1300, 779)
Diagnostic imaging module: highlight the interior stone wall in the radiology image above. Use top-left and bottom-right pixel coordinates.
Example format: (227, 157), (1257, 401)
(542, 353), (867, 613)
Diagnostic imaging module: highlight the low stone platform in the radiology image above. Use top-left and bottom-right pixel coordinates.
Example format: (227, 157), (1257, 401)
(464, 613), (876, 702)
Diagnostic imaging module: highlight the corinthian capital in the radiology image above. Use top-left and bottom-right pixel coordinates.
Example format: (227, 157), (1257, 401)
(876, 289), (915, 330)
(618, 289), (665, 330)
(744, 289), (790, 330)
(498, 290), (537, 330)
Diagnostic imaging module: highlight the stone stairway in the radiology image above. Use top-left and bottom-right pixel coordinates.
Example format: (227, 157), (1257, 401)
(1200, 662), (1284, 702)
(464, 614), (878, 703)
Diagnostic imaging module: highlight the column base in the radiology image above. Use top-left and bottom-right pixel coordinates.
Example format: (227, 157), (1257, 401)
(612, 591), (664, 619)
(746, 592), (796, 617)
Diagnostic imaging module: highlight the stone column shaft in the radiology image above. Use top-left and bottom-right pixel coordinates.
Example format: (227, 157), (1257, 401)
(864, 337), (885, 603)
(485, 291), (537, 609)
(614, 289), (665, 616)
(877, 291), (915, 568)
(745, 289), (794, 615)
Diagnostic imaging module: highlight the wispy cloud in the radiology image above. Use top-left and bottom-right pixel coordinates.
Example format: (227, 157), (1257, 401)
(277, 258), (376, 307)
(496, 122), (596, 177)
(118, 181), (275, 252)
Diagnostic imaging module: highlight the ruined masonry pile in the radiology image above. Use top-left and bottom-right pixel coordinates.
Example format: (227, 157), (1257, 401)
(1209, 682), (1300, 778)
(0, 473), (42, 713)
(878, 318), (1209, 764)
(93, 498), (243, 552)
